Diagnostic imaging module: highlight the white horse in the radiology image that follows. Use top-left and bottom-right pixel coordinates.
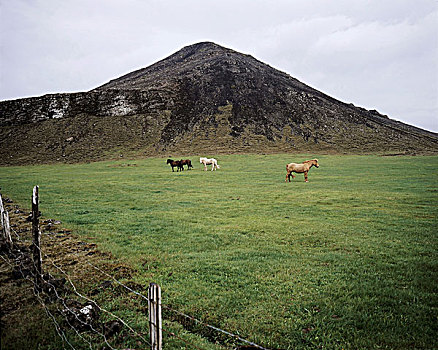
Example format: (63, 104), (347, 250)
(200, 157), (220, 171)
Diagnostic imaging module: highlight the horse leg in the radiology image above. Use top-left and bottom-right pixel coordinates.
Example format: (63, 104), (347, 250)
(304, 171), (308, 182)
(285, 171), (291, 182)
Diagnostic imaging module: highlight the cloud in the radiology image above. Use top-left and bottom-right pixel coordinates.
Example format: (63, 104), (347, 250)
(236, 7), (437, 132)
(304, 11), (438, 131)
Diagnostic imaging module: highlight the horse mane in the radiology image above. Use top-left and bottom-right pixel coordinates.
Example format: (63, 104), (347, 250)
(301, 159), (318, 166)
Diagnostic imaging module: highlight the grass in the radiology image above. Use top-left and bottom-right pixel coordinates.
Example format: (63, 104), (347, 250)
(1, 154), (437, 349)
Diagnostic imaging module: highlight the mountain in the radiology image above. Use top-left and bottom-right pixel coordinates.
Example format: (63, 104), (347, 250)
(1, 42), (437, 165)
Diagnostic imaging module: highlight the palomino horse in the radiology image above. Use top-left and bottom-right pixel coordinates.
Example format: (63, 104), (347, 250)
(180, 159), (193, 170)
(285, 159), (319, 182)
(167, 159), (184, 172)
(200, 157), (220, 171)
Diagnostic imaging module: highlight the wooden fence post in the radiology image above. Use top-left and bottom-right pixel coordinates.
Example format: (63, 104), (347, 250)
(0, 192), (4, 229)
(3, 211), (12, 248)
(0, 193), (13, 248)
(148, 283), (162, 350)
(32, 186), (42, 292)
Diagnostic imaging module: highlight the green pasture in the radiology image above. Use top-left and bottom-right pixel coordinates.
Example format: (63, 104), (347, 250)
(1, 154), (437, 349)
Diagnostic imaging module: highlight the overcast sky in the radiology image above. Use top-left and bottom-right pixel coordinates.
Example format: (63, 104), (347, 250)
(1, 0), (437, 132)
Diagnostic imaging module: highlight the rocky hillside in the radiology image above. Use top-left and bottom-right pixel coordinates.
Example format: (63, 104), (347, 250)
(1, 42), (437, 165)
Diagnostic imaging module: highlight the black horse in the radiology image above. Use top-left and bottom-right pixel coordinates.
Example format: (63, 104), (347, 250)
(180, 159), (193, 170)
(167, 159), (184, 172)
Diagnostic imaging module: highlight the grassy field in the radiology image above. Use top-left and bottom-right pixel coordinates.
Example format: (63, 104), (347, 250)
(1, 154), (437, 349)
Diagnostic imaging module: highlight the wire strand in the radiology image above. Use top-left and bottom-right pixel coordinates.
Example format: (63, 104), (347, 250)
(3, 201), (270, 350)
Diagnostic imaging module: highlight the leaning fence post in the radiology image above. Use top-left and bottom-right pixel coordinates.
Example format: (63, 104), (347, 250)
(0, 193), (13, 248)
(0, 192), (4, 229)
(3, 210), (12, 248)
(148, 283), (162, 350)
(32, 186), (42, 292)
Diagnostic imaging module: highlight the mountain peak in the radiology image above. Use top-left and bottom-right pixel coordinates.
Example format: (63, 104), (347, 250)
(179, 41), (228, 52)
(1, 42), (437, 165)
(93, 41), (253, 91)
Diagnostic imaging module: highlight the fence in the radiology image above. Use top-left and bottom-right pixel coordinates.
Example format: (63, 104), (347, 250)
(0, 187), (269, 350)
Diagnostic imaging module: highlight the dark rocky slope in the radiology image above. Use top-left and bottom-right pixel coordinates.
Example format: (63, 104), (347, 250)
(1, 42), (437, 165)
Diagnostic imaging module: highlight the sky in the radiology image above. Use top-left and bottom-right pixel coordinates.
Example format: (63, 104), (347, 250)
(1, 0), (437, 132)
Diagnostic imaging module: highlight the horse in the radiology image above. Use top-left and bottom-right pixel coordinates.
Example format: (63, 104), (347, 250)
(200, 157), (220, 171)
(285, 159), (319, 182)
(166, 159), (184, 172)
(180, 159), (193, 170)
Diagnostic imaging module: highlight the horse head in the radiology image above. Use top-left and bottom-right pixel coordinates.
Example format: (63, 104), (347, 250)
(166, 159), (173, 164)
(312, 159), (319, 168)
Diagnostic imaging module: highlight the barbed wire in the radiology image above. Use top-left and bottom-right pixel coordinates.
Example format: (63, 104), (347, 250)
(5, 221), (207, 350)
(43, 232), (210, 350)
(0, 254), (77, 350)
(4, 236), (110, 349)
(41, 256), (117, 350)
(83, 257), (150, 302)
(87, 254), (268, 348)
(4, 229), (208, 350)
(44, 230), (269, 349)
(6, 228), (95, 342)
(42, 247), (148, 348)
(2, 198), (271, 350)
(161, 304), (269, 350)
(2, 227), (121, 349)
